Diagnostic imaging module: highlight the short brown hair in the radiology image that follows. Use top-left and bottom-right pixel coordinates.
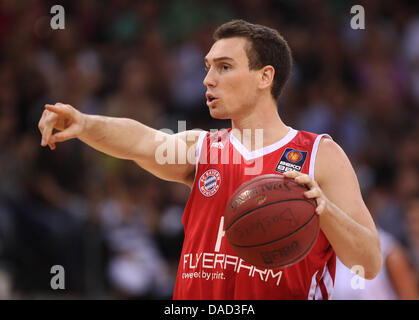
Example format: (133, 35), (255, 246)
(213, 19), (292, 100)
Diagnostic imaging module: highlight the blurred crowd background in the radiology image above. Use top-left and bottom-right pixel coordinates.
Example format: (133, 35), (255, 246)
(0, 0), (418, 299)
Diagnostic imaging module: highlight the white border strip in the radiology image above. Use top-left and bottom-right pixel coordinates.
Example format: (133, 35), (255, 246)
(195, 130), (208, 170)
(315, 264), (327, 300)
(229, 128), (298, 161)
(308, 134), (332, 180)
(307, 270), (319, 300)
(312, 264), (334, 300)
(323, 266), (334, 300)
(314, 283), (323, 300)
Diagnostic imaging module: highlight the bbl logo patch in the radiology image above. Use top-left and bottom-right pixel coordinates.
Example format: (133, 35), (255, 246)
(275, 148), (307, 173)
(199, 169), (221, 197)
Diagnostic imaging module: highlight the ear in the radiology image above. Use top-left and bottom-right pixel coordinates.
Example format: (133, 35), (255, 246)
(257, 65), (275, 91)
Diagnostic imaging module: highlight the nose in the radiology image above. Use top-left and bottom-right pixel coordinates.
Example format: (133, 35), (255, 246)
(203, 69), (216, 88)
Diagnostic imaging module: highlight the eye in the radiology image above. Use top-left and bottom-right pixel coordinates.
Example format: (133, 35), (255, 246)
(217, 64), (230, 73)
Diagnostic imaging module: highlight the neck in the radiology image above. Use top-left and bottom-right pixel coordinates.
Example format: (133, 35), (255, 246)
(230, 98), (290, 151)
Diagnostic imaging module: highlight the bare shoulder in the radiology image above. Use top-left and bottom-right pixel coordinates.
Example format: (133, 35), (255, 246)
(173, 129), (207, 161)
(174, 129), (206, 145)
(135, 129), (206, 187)
(314, 137), (355, 187)
(314, 136), (379, 233)
(317, 137), (348, 165)
(174, 129), (207, 186)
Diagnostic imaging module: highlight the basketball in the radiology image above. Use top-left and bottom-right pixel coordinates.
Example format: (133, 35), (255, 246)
(224, 174), (319, 269)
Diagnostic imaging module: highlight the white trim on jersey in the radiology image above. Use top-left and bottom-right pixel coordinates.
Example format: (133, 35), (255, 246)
(314, 284), (323, 300)
(195, 130), (208, 161)
(308, 134), (332, 180)
(194, 130), (209, 176)
(229, 127), (298, 161)
(307, 270), (319, 300)
(323, 265), (334, 299)
(308, 264), (334, 300)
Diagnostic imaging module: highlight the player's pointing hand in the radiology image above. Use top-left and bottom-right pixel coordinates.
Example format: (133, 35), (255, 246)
(38, 103), (85, 150)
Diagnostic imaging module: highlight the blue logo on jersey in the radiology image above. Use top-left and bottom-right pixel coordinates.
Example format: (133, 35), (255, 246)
(275, 148), (307, 173)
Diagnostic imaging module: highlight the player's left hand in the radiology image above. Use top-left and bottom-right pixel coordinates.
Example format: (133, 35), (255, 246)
(284, 171), (330, 216)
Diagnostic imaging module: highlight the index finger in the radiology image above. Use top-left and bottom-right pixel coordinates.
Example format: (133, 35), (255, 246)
(295, 173), (316, 189)
(41, 105), (57, 146)
(284, 171), (315, 188)
(283, 170), (301, 179)
(45, 103), (73, 118)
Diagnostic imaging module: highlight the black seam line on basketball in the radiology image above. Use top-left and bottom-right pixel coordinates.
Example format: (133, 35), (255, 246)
(284, 225), (319, 266)
(225, 198), (316, 232)
(263, 226), (320, 269)
(252, 225), (319, 269)
(231, 175), (302, 197)
(229, 211), (317, 248)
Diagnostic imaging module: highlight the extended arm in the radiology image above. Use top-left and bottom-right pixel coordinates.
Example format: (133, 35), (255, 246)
(38, 103), (201, 186)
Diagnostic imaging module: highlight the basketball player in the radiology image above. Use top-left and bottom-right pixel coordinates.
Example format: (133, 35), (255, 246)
(38, 20), (382, 299)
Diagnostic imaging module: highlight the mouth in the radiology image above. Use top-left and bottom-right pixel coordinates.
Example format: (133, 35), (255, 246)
(206, 92), (219, 107)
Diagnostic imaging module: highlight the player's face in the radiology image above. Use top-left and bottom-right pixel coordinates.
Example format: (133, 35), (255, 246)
(203, 37), (260, 120)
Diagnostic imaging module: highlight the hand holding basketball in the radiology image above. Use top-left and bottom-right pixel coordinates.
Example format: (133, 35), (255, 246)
(284, 171), (329, 216)
(38, 103), (85, 150)
(224, 174), (319, 269)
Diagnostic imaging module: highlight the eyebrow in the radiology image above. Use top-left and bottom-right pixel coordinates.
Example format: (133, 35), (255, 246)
(204, 56), (235, 64)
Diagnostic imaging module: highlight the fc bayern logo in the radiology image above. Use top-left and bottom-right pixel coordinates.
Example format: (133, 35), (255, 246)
(199, 169), (221, 197)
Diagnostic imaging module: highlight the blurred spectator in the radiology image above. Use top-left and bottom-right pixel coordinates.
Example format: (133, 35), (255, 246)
(402, 17), (419, 105)
(406, 197), (419, 273)
(0, 265), (13, 299)
(104, 58), (164, 127)
(97, 167), (173, 299)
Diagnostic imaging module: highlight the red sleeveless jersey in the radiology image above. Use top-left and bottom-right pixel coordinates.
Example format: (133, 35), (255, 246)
(173, 128), (336, 300)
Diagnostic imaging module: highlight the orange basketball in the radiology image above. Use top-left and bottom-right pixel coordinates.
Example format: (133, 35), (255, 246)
(224, 174), (319, 269)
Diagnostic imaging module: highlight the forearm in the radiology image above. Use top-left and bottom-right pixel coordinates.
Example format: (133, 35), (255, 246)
(320, 201), (382, 279)
(78, 114), (163, 161)
(39, 103), (196, 185)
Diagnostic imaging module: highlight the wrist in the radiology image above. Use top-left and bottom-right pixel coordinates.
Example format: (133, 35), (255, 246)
(318, 198), (334, 220)
(78, 113), (96, 141)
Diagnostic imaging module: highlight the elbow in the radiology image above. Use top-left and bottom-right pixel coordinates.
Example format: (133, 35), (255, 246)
(363, 251), (383, 280)
(346, 246), (383, 280)
(365, 232), (384, 280)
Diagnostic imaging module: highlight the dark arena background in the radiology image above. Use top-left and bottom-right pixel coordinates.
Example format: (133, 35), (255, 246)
(0, 0), (418, 301)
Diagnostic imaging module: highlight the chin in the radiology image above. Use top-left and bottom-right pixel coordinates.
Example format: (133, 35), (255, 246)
(209, 107), (230, 120)
(207, 101), (232, 119)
